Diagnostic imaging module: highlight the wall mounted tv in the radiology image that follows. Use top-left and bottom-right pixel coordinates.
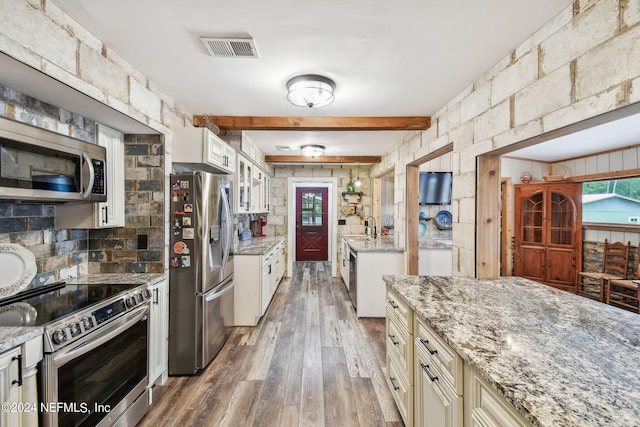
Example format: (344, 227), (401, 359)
(419, 172), (452, 205)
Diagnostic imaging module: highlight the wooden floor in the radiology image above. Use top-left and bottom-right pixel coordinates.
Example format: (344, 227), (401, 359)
(139, 261), (403, 427)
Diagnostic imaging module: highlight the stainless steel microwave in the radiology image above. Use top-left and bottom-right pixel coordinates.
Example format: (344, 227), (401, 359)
(0, 116), (107, 203)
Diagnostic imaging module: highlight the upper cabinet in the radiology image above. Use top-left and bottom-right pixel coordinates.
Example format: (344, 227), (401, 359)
(56, 124), (125, 228)
(235, 153), (270, 214)
(173, 127), (235, 174)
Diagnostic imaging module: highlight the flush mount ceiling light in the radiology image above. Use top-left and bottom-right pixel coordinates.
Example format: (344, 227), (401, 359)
(286, 75), (335, 108)
(300, 144), (325, 158)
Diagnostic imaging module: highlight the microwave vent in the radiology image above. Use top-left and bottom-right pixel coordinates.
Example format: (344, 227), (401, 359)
(200, 37), (259, 58)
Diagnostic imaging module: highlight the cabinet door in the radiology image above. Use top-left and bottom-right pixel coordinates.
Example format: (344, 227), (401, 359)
(263, 175), (270, 213)
(149, 280), (168, 386)
(205, 130), (224, 166)
(252, 168), (263, 212)
(236, 156), (250, 213)
(415, 350), (462, 427)
(96, 124), (125, 227)
(0, 347), (21, 427)
(261, 257), (271, 314)
(514, 183), (581, 289)
(222, 143), (235, 173)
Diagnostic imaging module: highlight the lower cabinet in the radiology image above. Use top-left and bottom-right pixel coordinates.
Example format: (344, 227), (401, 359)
(386, 289), (414, 425)
(414, 316), (463, 427)
(149, 279), (169, 392)
(234, 240), (286, 326)
(386, 288), (531, 427)
(0, 336), (42, 427)
(463, 364), (529, 427)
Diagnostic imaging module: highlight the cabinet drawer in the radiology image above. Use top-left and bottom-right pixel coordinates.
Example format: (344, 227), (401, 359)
(387, 352), (413, 426)
(465, 366), (529, 427)
(415, 317), (463, 394)
(386, 315), (413, 379)
(386, 290), (412, 334)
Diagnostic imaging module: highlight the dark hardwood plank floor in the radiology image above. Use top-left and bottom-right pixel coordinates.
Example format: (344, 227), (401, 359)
(139, 261), (403, 427)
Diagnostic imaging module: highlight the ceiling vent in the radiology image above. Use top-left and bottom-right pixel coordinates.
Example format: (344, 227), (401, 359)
(200, 37), (259, 58)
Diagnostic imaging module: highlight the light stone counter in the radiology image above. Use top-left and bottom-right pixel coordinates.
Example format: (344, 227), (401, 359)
(232, 236), (285, 256)
(343, 235), (404, 253)
(65, 272), (167, 286)
(383, 275), (640, 427)
(0, 327), (43, 353)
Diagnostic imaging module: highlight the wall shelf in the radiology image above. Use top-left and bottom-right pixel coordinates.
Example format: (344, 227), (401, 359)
(341, 191), (363, 203)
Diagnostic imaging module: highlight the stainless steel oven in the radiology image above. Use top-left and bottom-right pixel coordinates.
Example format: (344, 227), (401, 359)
(41, 304), (149, 427)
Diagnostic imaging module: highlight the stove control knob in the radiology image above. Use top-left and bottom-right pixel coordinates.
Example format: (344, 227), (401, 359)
(52, 329), (66, 344)
(126, 297), (137, 308)
(81, 316), (93, 330)
(143, 289), (152, 299)
(68, 322), (81, 337)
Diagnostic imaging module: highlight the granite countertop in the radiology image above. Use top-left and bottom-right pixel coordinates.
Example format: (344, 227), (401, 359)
(343, 235), (404, 253)
(0, 327), (43, 353)
(383, 275), (640, 427)
(419, 239), (452, 249)
(65, 272), (167, 286)
(232, 236), (286, 256)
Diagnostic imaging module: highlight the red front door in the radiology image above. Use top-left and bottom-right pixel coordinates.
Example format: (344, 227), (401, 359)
(295, 187), (329, 261)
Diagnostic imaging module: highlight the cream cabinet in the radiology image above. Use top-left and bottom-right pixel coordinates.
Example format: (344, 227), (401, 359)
(0, 347), (21, 427)
(385, 288), (533, 427)
(386, 289), (414, 426)
(463, 364), (529, 427)
(340, 238), (350, 288)
(235, 153), (270, 213)
(173, 126), (235, 174)
(418, 248), (453, 276)
(149, 279), (169, 394)
(0, 336), (43, 427)
(234, 241), (286, 326)
(56, 124), (125, 228)
(414, 316), (463, 427)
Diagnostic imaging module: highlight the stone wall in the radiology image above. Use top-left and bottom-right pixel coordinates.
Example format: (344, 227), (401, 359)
(0, 84), (97, 287)
(0, 84), (166, 283)
(372, 0), (640, 277)
(88, 134), (165, 274)
(269, 164), (373, 238)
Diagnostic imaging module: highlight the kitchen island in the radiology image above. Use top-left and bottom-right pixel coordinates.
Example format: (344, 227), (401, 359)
(344, 235), (404, 317)
(383, 275), (640, 426)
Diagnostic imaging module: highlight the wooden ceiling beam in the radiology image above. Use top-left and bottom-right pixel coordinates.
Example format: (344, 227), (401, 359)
(193, 115), (431, 131)
(264, 155), (381, 164)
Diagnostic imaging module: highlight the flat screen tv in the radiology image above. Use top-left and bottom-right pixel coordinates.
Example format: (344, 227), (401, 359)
(419, 172), (452, 205)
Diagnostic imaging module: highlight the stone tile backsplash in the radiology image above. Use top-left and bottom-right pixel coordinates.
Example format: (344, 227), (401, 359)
(0, 84), (165, 289)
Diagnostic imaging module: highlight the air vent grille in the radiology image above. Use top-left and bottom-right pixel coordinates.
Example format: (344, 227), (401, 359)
(200, 37), (259, 58)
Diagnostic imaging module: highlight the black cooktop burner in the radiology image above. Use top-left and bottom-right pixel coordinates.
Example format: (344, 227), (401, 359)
(0, 282), (139, 327)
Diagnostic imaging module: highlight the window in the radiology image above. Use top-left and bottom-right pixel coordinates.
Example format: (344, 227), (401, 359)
(301, 191), (323, 226)
(582, 178), (640, 224)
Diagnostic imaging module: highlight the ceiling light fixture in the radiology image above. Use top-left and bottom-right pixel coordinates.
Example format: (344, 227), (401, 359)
(286, 74), (335, 108)
(300, 144), (325, 158)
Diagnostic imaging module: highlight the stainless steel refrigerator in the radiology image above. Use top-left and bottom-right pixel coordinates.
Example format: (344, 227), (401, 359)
(169, 171), (234, 375)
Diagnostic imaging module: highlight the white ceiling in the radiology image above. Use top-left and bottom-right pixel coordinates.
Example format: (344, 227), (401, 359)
(49, 0), (575, 158)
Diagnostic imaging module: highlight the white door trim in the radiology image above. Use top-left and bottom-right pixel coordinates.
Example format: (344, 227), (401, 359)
(287, 177), (338, 277)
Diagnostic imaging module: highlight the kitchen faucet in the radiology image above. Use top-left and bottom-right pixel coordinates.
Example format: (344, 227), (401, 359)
(364, 216), (377, 239)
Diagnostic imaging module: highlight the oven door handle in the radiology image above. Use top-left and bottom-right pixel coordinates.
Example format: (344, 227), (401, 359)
(53, 304), (149, 367)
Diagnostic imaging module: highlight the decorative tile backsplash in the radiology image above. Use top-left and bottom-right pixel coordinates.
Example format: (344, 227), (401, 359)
(0, 83), (165, 288)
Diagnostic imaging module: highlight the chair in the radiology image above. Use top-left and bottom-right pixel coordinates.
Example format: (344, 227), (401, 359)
(575, 239), (631, 302)
(607, 257), (640, 313)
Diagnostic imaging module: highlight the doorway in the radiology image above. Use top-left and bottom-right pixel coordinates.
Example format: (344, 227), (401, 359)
(295, 187), (329, 261)
(287, 177), (338, 278)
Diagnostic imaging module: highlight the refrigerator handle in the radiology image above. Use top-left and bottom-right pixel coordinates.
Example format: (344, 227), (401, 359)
(221, 187), (232, 269)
